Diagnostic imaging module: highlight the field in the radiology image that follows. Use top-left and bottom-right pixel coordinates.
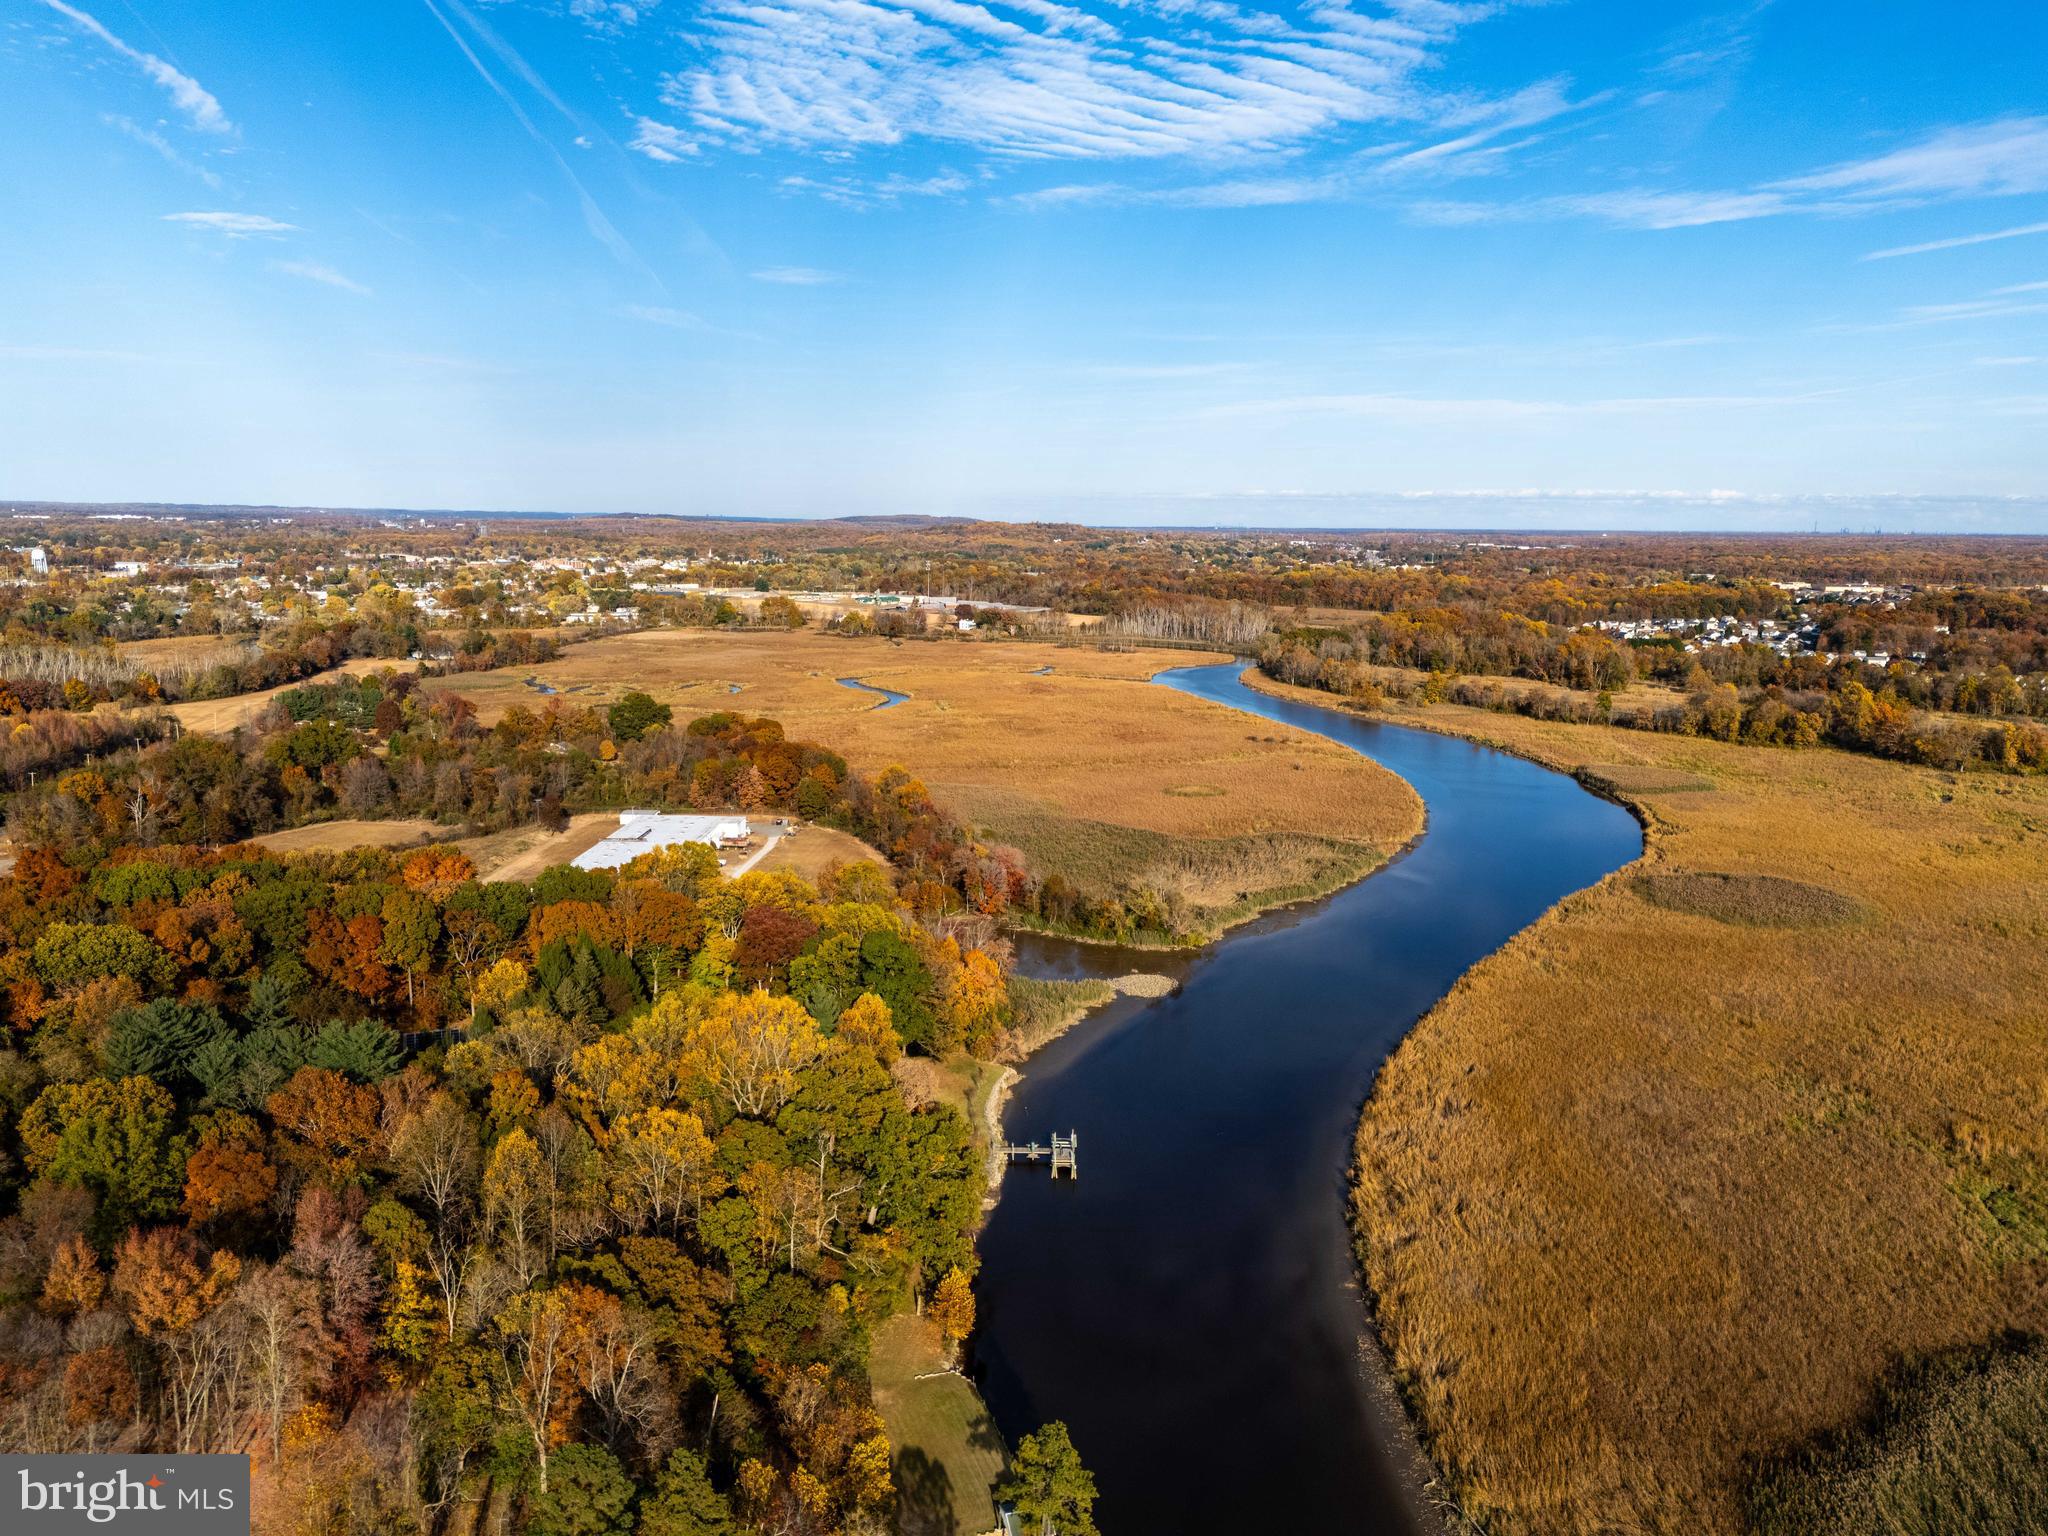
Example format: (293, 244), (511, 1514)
(116, 635), (261, 667)
(167, 656), (413, 733)
(1240, 674), (2048, 1533)
(748, 822), (888, 881)
(869, 1315), (1005, 1536)
(416, 630), (1422, 935)
(246, 819), (444, 855)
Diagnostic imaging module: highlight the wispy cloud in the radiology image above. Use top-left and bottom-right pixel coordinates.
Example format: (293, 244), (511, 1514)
(1203, 384), (1861, 423)
(418, 0), (654, 280)
(1863, 219), (2048, 261)
(1837, 278), (2048, 331)
(778, 169), (975, 209)
(750, 266), (842, 285)
(620, 305), (709, 330)
(163, 211), (297, 238)
(628, 116), (696, 162)
(1419, 115), (2048, 231)
(103, 113), (222, 188)
(666, 0), (1525, 170)
(1778, 116), (2048, 202)
(273, 260), (371, 296)
(37, 0), (231, 134)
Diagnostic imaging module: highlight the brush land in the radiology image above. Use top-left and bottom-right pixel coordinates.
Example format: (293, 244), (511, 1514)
(418, 629), (1422, 937)
(1244, 670), (2048, 1535)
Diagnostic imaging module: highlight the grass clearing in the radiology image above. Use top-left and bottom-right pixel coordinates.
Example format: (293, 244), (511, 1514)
(456, 814), (620, 882)
(419, 630), (1421, 934)
(247, 818), (443, 854)
(870, 1315), (1005, 1536)
(749, 823), (888, 881)
(166, 656), (412, 733)
(1242, 673), (2048, 1536)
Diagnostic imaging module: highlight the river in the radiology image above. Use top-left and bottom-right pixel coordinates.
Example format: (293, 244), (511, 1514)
(974, 662), (1642, 1534)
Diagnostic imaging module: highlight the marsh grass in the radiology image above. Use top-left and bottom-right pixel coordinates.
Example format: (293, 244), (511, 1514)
(1235, 674), (2048, 1536)
(1745, 1337), (2048, 1536)
(1634, 872), (1863, 927)
(420, 631), (1422, 934)
(1005, 975), (1115, 1057)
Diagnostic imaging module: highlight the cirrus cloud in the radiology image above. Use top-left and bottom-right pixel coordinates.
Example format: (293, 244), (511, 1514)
(162, 211), (298, 237)
(37, 0), (232, 134)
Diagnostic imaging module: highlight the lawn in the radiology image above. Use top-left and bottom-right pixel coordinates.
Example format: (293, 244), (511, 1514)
(417, 629), (1421, 935)
(1242, 673), (2048, 1534)
(749, 823), (889, 881)
(869, 1314), (1006, 1536)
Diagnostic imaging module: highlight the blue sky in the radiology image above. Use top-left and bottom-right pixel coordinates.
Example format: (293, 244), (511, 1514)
(3, 0), (2046, 529)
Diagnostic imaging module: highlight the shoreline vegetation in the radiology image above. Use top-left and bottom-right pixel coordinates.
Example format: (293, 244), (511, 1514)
(1244, 667), (2048, 1535)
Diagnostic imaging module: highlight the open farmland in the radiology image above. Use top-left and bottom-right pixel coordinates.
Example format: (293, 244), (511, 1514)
(418, 630), (1422, 934)
(1240, 672), (2048, 1534)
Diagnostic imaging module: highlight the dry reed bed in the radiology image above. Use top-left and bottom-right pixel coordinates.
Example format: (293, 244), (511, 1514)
(1240, 674), (2048, 1533)
(417, 631), (1423, 923)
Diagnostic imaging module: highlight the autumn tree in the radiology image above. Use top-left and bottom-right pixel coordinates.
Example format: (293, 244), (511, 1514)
(928, 1267), (976, 1364)
(20, 1076), (188, 1236)
(493, 1288), (581, 1494)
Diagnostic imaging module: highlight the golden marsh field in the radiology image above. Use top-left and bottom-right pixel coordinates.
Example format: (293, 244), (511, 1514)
(420, 631), (1423, 933)
(1245, 672), (2048, 1534)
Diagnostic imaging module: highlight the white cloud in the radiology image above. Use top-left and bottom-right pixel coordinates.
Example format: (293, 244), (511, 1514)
(38, 0), (232, 134)
(572, 0), (659, 29)
(103, 113), (222, 188)
(620, 305), (709, 329)
(1202, 386), (1849, 423)
(778, 169), (975, 208)
(1778, 116), (2048, 202)
(1410, 188), (1791, 229)
(273, 260), (371, 295)
(1416, 116), (2048, 232)
(628, 116), (696, 162)
(666, 0), (1515, 166)
(750, 266), (843, 285)
(163, 211), (297, 237)
(1864, 220), (2048, 261)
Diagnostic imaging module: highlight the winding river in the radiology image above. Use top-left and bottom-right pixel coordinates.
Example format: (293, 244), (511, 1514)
(974, 662), (1642, 1534)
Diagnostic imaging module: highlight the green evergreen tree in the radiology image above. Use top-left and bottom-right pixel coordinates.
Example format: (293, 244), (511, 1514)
(308, 1019), (405, 1082)
(636, 1449), (735, 1536)
(996, 1422), (1099, 1536)
(528, 1444), (636, 1536)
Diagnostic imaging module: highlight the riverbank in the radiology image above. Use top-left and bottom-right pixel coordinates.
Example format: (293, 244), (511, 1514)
(1246, 668), (2048, 1533)
(973, 662), (1640, 1534)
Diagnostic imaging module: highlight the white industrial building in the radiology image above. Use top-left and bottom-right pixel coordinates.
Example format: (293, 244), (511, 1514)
(571, 811), (750, 871)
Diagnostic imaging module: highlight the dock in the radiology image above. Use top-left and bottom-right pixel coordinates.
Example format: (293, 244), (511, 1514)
(1001, 1131), (1079, 1178)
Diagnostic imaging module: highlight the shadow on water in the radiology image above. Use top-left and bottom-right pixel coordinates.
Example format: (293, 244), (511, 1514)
(974, 662), (1643, 1535)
